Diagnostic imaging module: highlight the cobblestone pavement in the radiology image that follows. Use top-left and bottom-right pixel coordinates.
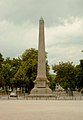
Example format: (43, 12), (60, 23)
(0, 100), (83, 120)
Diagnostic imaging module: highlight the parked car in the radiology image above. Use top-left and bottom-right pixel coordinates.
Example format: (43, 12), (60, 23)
(10, 92), (17, 97)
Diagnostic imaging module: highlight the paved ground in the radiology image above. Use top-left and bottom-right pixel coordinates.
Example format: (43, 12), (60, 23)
(0, 100), (83, 120)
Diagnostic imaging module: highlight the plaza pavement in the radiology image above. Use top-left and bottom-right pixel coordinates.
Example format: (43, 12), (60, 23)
(0, 100), (83, 120)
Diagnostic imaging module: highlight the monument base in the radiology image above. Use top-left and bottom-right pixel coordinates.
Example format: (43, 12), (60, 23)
(30, 78), (52, 96)
(30, 87), (52, 96)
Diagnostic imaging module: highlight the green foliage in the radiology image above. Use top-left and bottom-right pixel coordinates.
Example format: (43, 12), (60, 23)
(0, 49), (83, 92)
(2, 63), (11, 86)
(52, 62), (76, 90)
(49, 75), (56, 90)
(0, 72), (4, 87)
(75, 60), (83, 90)
(11, 48), (38, 92)
(21, 48), (38, 61)
(0, 53), (4, 86)
(0, 53), (4, 68)
(0, 53), (4, 62)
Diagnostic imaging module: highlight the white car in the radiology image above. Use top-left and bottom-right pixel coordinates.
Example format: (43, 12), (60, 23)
(10, 92), (17, 97)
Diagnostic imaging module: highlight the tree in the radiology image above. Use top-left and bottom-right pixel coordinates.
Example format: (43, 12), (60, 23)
(0, 72), (4, 87)
(12, 48), (38, 93)
(0, 53), (4, 61)
(0, 57), (21, 88)
(10, 57), (22, 85)
(75, 60), (83, 90)
(52, 62), (76, 90)
(2, 62), (11, 87)
(0, 53), (4, 69)
(0, 53), (4, 87)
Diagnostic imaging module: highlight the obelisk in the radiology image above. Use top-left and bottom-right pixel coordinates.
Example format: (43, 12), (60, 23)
(30, 17), (52, 95)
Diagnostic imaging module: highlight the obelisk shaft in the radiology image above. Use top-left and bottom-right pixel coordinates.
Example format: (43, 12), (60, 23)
(30, 17), (52, 95)
(37, 17), (47, 79)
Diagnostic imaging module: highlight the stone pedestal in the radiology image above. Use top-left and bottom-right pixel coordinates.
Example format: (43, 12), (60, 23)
(30, 78), (52, 95)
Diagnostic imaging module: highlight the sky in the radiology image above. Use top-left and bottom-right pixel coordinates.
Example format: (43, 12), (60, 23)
(0, 0), (83, 68)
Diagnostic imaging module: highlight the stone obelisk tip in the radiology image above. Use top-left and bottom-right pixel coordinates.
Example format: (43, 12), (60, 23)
(39, 17), (44, 23)
(40, 17), (44, 21)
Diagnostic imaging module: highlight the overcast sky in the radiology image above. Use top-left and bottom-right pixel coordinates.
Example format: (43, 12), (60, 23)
(0, 0), (83, 67)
